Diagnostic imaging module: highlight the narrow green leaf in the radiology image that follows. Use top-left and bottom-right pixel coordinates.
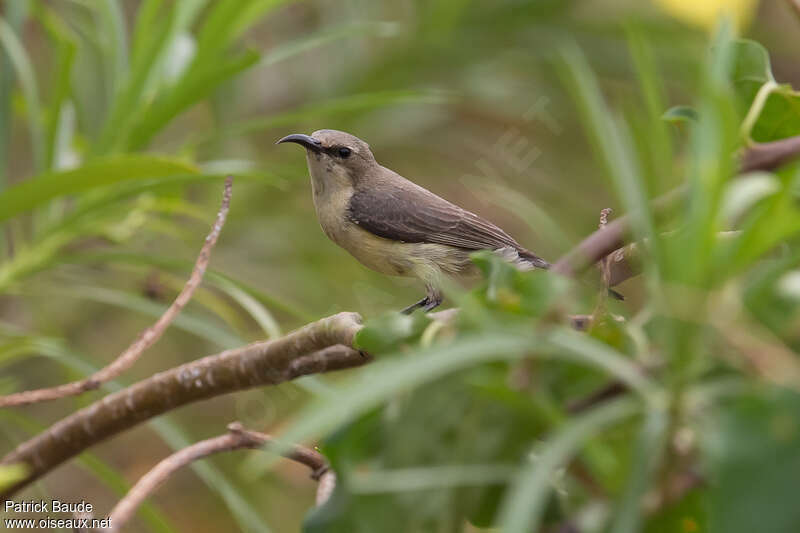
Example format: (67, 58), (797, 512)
(0, 15), (45, 173)
(546, 328), (659, 399)
(126, 50), (260, 150)
(195, 0), (288, 59)
(62, 251), (316, 323)
(499, 398), (640, 533)
(350, 464), (517, 494)
(0, 155), (197, 222)
(96, 7), (178, 154)
(260, 21), (400, 68)
(55, 285), (244, 348)
(131, 0), (165, 64)
(189, 90), (449, 148)
(249, 327), (653, 477)
(0, 463), (28, 493)
(558, 44), (662, 274)
(40, 13), (78, 170)
(248, 333), (536, 475)
(97, 0), (206, 154)
(97, 0), (129, 98)
(0, 0), (27, 188)
(212, 277), (282, 339)
(626, 25), (673, 191)
(610, 407), (669, 533)
(662, 105), (699, 124)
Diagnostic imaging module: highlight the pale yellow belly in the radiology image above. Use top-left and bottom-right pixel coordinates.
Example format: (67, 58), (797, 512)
(324, 219), (473, 285)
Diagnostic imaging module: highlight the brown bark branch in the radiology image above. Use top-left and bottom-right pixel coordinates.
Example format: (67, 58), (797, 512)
(0, 177), (234, 408)
(551, 186), (685, 278)
(740, 135), (800, 173)
(602, 231), (740, 287)
(553, 134), (800, 278)
(103, 422), (332, 532)
(0, 312), (365, 499)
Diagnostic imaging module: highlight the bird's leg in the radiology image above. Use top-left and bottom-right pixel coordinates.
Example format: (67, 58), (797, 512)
(400, 286), (443, 314)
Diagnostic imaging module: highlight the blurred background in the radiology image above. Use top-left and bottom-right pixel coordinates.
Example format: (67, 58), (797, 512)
(2, 0), (800, 531)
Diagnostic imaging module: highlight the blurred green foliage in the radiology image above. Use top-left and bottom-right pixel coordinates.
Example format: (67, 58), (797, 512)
(3, 1), (800, 532)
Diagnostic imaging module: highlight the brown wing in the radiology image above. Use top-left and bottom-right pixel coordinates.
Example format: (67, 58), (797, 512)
(348, 175), (543, 262)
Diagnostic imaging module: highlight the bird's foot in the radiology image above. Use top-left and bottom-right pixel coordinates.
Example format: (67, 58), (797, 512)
(400, 297), (428, 315)
(422, 293), (442, 312)
(400, 291), (442, 315)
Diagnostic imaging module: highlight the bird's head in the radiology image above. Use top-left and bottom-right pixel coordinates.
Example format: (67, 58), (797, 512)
(277, 130), (376, 188)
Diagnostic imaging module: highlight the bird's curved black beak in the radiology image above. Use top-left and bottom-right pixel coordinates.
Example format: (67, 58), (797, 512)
(276, 133), (322, 152)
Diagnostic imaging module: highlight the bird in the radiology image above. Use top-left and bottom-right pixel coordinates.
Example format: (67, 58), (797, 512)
(277, 129), (551, 314)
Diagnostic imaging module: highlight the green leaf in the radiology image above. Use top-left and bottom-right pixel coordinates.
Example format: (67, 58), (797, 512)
(626, 24), (673, 193)
(499, 398), (640, 533)
(730, 39), (773, 86)
(54, 285), (244, 349)
(716, 168), (800, 277)
(0, 1), (27, 187)
(662, 105), (699, 124)
(97, 0), (207, 154)
(730, 39), (800, 142)
(39, 7), (78, 170)
(260, 20), (400, 68)
(748, 87), (800, 143)
(95, 6), (178, 154)
(0, 155), (197, 222)
(610, 407), (669, 533)
(195, 0), (289, 59)
(125, 50), (260, 150)
(470, 250), (570, 317)
(189, 90), (449, 148)
(305, 372), (543, 532)
(644, 488), (707, 533)
(558, 43), (662, 276)
(354, 312), (432, 353)
(247, 332), (538, 477)
(97, 0), (129, 99)
(63, 250), (315, 323)
(546, 328), (657, 398)
(704, 389), (800, 533)
(0, 463), (28, 493)
(0, 15), (45, 173)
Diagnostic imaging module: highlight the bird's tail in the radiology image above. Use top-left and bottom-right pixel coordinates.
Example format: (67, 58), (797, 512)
(516, 248), (550, 270)
(515, 247), (624, 301)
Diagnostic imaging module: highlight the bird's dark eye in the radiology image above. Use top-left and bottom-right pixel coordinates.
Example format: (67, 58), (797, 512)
(338, 147), (352, 159)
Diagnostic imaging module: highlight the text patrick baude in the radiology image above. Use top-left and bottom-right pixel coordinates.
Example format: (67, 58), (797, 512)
(5, 499), (94, 513)
(4, 500), (111, 530)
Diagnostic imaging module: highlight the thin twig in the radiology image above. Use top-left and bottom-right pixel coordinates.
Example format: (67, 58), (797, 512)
(0, 177), (234, 408)
(315, 470), (337, 506)
(597, 208), (613, 291)
(103, 422), (332, 532)
(0, 312), (365, 498)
